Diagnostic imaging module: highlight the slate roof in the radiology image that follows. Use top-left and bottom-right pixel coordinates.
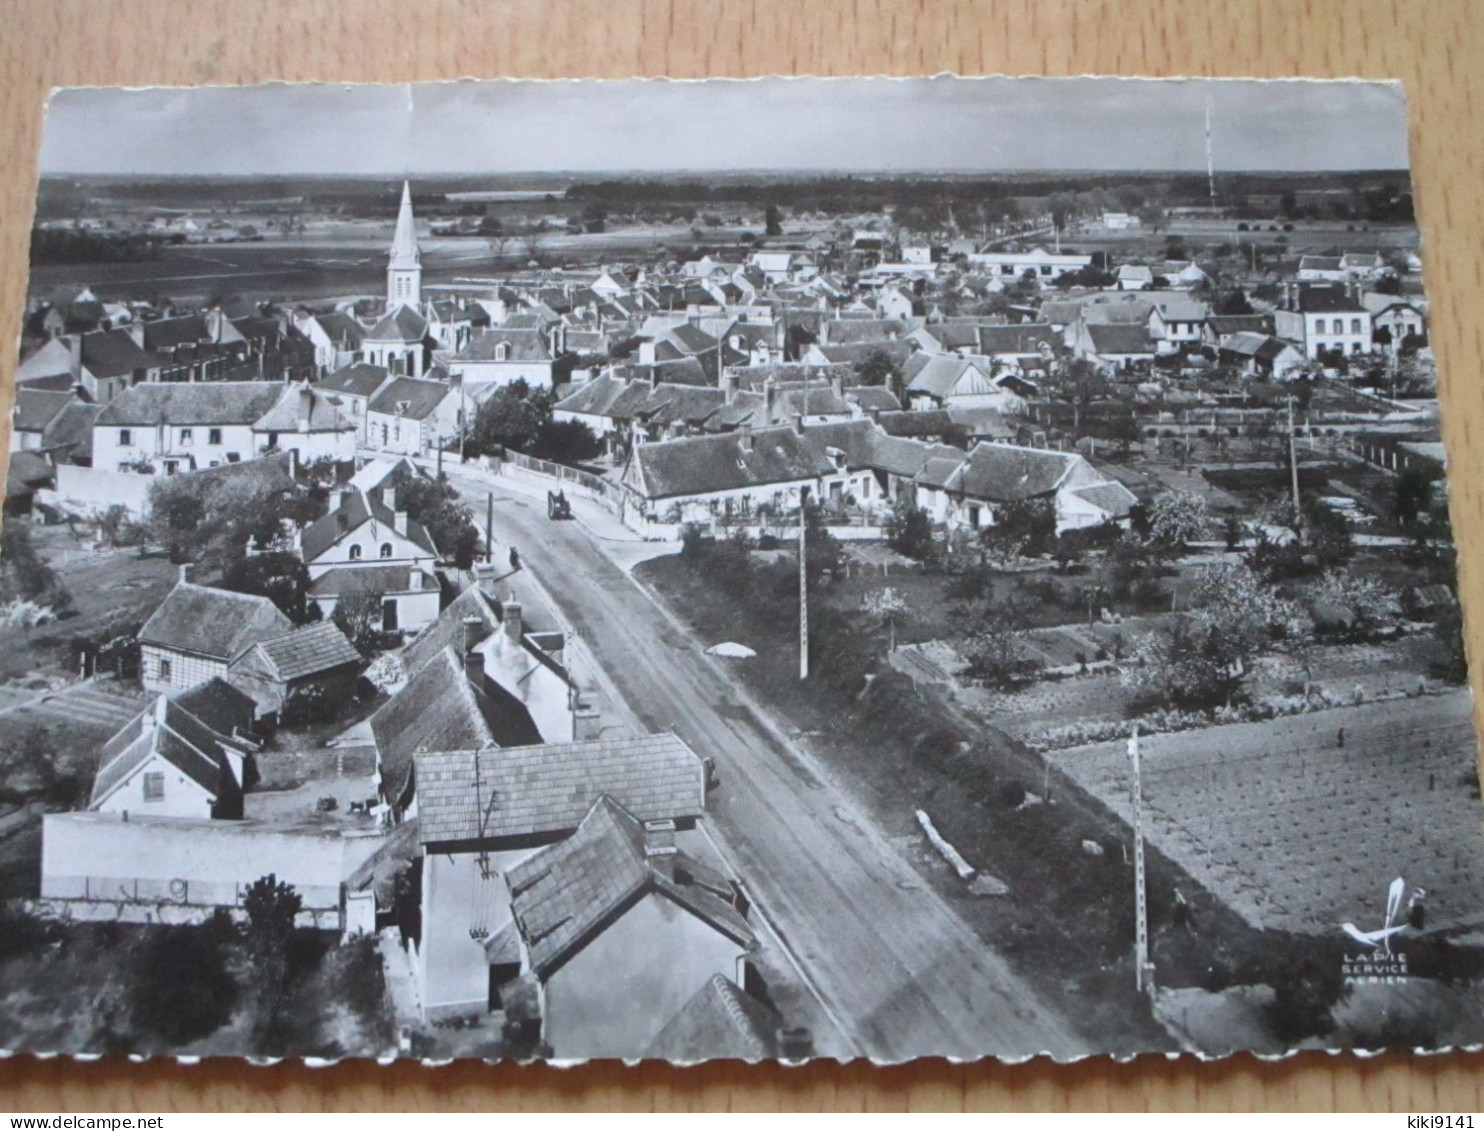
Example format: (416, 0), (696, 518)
(824, 318), (910, 345)
(315, 311), (367, 347)
(622, 358), (709, 387)
(246, 621), (362, 682)
(367, 376), (453, 421)
(505, 796), (752, 979)
(318, 363), (392, 399)
(171, 677), (258, 738)
(366, 304), (429, 343)
(138, 581), (292, 662)
(1037, 300), (1084, 326)
(41, 400), (102, 457)
(79, 329), (159, 378)
(1148, 297), (1210, 323)
(1085, 323), (1156, 355)
(454, 328), (553, 363)
(1069, 481), (1138, 518)
(1299, 255), (1344, 273)
(976, 323), (1057, 355)
(945, 443), (1080, 502)
(644, 975), (780, 1061)
(1221, 332), (1299, 363)
(12, 389), (72, 433)
(726, 363), (852, 391)
(415, 732), (707, 846)
(90, 694), (246, 807)
(915, 322), (983, 351)
(625, 426), (833, 499)
(8, 450), (54, 491)
(138, 315), (213, 351)
(810, 340), (914, 367)
(299, 489), (438, 561)
(95, 381), (285, 427)
(251, 384), (354, 434)
(946, 405), (1015, 440)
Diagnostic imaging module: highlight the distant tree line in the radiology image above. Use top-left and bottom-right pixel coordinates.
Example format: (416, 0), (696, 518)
(30, 228), (168, 265)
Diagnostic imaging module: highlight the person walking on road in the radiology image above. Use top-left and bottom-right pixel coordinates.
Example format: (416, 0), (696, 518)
(509, 546), (521, 572)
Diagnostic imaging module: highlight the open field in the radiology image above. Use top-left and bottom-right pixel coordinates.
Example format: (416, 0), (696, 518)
(1049, 691), (1484, 937)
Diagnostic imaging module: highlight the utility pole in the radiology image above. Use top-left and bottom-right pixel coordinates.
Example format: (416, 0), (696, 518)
(799, 487), (809, 680)
(1287, 395), (1302, 519)
(1130, 726), (1154, 997)
(486, 492), (495, 563)
(1205, 100), (1218, 208)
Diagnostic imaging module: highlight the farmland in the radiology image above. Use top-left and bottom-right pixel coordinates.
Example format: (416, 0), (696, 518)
(1049, 691), (1484, 937)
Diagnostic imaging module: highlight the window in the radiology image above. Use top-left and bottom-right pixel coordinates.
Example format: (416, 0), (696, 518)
(143, 772), (165, 802)
(179, 427), (193, 445)
(393, 421), (401, 443)
(163, 460), (179, 476)
(158, 657), (172, 681)
(494, 343), (509, 361)
(119, 429), (132, 447)
(1351, 318), (1362, 334)
(379, 543), (393, 559)
(349, 544), (363, 561)
(208, 427), (222, 444)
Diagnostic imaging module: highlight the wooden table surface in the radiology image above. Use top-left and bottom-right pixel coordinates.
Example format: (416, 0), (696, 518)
(1, 0), (1482, 1112)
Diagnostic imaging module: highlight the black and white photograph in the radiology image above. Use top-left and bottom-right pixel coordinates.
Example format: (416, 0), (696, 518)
(0, 75), (1475, 1065)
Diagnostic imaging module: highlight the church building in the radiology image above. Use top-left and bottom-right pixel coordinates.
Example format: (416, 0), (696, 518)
(363, 181), (434, 378)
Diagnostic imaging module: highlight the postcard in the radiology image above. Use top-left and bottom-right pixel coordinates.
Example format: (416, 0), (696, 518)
(0, 75), (1472, 1065)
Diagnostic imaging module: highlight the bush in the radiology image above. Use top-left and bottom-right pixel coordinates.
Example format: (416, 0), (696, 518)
(128, 926), (238, 1047)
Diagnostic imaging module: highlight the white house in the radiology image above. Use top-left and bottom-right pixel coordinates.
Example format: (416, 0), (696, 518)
(448, 327), (559, 391)
(363, 375), (463, 457)
(903, 354), (1026, 412)
(1273, 287), (1374, 358)
(138, 580), (293, 694)
(298, 486), (442, 580)
(1360, 293), (1427, 351)
(966, 246), (1093, 282)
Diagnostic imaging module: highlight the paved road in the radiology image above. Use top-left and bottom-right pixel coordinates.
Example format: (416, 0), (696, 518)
(440, 463), (1084, 1062)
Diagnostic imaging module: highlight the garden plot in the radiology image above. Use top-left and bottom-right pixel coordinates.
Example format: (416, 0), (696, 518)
(1049, 691), (1484, 937)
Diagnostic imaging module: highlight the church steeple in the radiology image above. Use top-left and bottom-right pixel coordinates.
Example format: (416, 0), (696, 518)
(387, 180), (422, 312)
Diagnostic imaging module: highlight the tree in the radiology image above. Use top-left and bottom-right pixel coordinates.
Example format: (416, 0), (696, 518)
(1393, 464), (1440, 530)
(884, 497), (935, 561)
(393, 474), (482, 569)
(332, 590), (386, 651)
(0, 523), (72, 612)
(465, 381), (551, 456)
(529, 419), (602, 466)
(1137, 203), (1167, 233)
(854, 347), (902, 393)
(1212, 287), (1255, 316)
(220, 552), (311, 623)
(957, 593), (1033, 689)
(764, 204), (783, 237)
(1046, 358), (1107, 436)
(1147, 490), (1214, 553)
(981, 498), (1056, 564)
(242, 874), (304, 1043)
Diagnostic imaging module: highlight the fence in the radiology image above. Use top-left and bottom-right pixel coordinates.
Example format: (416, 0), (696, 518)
(492, 450), (625, 514)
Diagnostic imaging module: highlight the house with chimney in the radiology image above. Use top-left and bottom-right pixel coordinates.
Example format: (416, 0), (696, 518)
(902, 355), (1028, 413)
(363, 375), (463, 457)
(448, 327), (561, 391)
(225, 620), (364, 722)
(1273, 285), (1374, 359)
(297, 486), (443, 633)
(292, 309), (368, 374)
(138, 578), (293, 694)
(316, 362), (394, 436)
(87, 681), (260, 821)
(405, 732), (722, 1025)
(16, 327), (163, 403)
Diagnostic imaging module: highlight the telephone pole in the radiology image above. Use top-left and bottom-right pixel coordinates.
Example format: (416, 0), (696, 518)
(1287, 395), (1302, 518)
(1130, 725), (1154, 997)
(799, 487), (810, 680)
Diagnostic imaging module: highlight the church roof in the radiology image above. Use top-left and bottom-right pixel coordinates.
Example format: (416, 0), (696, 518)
(389, 181), (420, 267)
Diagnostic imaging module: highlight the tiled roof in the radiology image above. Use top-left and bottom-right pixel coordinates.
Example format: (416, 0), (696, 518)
(1070, 481), (1138, 519)
(454, 328), (553, 363)
(905, 355), (985, 399)
(845, 386), (901, 413)
(41, 400), (102, 456)
(171, 677), (257, 738)
(824, 318), (911, 345)
(307, 564), (435, 598)
(1085, 323), (1155, 355)
(370, 647), (522, 806)
(95, 381), (285, 427)
(1221, 332), (1298, 362)
(318, 363), (392, 399)
(248, 621), (362, 682)
(367, 376), (453, 421)
(505, 795), (751, 977)
(876, 409), (953, 437)
(138, 581), (292, 662)
(399, 583), (501, 678)
(1207, 315), (1273, 336)
(976, 323), (1057, 355)
(414, 732), (707, 846)
(12, 389), (72, 433)
(626, 425), (832, 499)
(90, 696), (236, 807)
(644, 974), (779, 1061)
(946, 442), (1077, 503)
(366, 305), (429, 343)
(315, 311), (368, 346)
(79, 329), (158, 378)
(1295, 286), (1368, 315)
(8, 450), (53, 490)
(138, 315), (212, 351)
(1299, 255), (1343, 272)
(251, 384), (354, 434)
(946, 405), (1015, 439)
(299, 488), (438, 562)
(1147, 297), (1210, 323)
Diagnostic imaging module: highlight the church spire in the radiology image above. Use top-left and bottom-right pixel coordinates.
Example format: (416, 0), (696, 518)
(386, 180), (422, 312)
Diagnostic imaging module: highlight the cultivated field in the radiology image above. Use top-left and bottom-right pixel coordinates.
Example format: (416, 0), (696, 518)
(1049, 691), (1484, 937)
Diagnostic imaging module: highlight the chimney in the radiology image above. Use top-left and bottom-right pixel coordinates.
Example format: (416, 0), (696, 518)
(794, 413), (806, 435)
(650, 367), (661, 391)
(287, 446), (300, 479)
(502, 600), (523, 644)
(574, 704), (603, 742)
(177, 563), (189, 584)
(638, 340), (656, 365)
(870, 407), (882, 423)
(394, 510), (409, 537)
(383, 486), (396, 513)
(463, 647), (484, 688)
(297, 384), (313, 432)
(66, 334), (82, 375)
(764, 376), (776, 421)
(408, 568), (423, 591)
(738, 423), (754, 453)
(460, 614), (483, 654)
(643, 818), (678, 876)
(723, 371), (739, 404)
(831, 373), (844, 399)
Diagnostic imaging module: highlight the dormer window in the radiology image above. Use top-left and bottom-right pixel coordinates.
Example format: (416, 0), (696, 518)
(494, 343), (509, 361)
(349, 543), (363, 561)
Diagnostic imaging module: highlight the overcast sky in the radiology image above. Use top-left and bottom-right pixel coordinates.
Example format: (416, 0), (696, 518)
(39, 76), (1410, 176)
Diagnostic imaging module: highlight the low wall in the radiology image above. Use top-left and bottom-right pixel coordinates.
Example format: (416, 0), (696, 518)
(53, 465), (154, 518)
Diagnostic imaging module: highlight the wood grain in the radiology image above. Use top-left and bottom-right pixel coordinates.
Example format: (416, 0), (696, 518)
(0, 0), (1481, 1111)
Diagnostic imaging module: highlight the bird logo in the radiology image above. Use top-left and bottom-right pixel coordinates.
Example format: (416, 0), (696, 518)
(1340, 877), (1409, 953)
